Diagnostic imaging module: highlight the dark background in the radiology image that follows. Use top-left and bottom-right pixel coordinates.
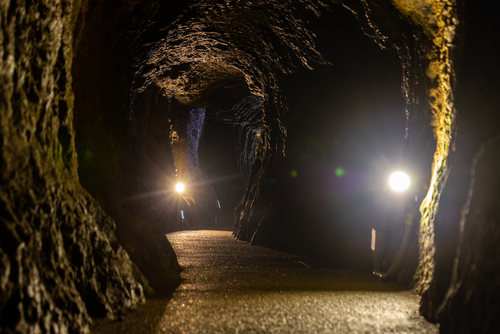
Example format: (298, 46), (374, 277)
(198, 0), (500, 273)
(199, 5), (407, 271)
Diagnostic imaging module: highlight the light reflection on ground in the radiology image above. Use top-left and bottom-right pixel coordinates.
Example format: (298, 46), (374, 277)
(91, 230), (438, 333)
(158, 230), (437, 334)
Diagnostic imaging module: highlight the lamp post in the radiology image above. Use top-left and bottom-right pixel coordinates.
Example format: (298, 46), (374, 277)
(373, 171), (413, 279)
(175, 182), (201, 230)
(176, 182), (185, 193)
(389, 171), (410, 192)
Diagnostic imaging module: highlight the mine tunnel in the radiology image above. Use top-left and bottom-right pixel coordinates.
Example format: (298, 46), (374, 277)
(1, 0), (500, 333)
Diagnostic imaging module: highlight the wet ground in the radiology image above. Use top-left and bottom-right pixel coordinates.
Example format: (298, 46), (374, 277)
(92, 230), (438, 333)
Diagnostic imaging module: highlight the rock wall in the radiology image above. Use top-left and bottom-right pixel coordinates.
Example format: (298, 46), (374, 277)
(0, 0), (180, 332)
(419, 1), (500, 331)
(71, 0), (181, 294)
(436, 136), (500, 333)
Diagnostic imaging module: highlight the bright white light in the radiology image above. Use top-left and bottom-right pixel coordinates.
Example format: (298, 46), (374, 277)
(389, 172), (410, 192)
(176, 183), (185, 193)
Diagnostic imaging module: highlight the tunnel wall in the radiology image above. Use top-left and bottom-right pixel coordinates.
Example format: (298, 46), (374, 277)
(72, 0), (181, 294)
(419, 1), (500, 331)
(0, 0), (181, 332)
(435, 136), (500, 333)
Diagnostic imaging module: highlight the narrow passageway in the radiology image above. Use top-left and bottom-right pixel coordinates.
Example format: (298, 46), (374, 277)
(94, 230), (438, 333)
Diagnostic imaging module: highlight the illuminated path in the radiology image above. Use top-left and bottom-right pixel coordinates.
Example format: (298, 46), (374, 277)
(93, 230), (438, 333)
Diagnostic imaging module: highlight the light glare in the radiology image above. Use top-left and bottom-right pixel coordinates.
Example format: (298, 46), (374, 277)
(389, 172), (410, 192)
(176, 183), (185, 193)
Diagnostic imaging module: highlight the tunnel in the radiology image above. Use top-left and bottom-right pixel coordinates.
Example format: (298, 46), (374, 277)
(1, 0), (499, 333)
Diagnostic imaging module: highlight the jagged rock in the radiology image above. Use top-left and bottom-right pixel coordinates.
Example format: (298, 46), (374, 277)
(436, 136), (500, 333)
(71, 0), (182, 295)
(0, 0), (179, 332)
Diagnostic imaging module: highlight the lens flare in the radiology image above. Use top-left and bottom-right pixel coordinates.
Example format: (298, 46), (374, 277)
(335, 167), (345, 177)
(389, 172), (410, 192)
(176, 183), (185, 193)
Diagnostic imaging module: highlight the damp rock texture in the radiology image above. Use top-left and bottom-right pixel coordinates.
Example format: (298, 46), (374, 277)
(418, 1), (500, 331)
(0, 0), (173, 332)
(435, 136), (500, 333)
(71, 0), (182, 294)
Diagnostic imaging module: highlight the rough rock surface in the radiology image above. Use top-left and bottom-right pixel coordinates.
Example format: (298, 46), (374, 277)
(2, 0), (499, 333)
(419, 2), (500, 332)
(71, 0), (181, 294)
(0, 0), (177, 332)
(436, 136), (500, 333)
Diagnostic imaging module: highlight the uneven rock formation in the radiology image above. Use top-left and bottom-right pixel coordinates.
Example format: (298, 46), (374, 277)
(2, 0), (500, 333)
(0, 0), (149, 332)
(419, 2), (500, 332)
(71, 0), (181, 294)
(436, 135), (500, 333)
(0, 0), (180, 332)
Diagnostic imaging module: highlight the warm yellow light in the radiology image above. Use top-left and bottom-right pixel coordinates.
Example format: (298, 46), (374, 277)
(389, 172), (410, 192)
(392, 0), (457, 294)
(176, 183), (185, 193)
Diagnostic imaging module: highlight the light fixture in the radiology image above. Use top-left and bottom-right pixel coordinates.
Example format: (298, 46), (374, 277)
(389, 171), (410, 192)
(176, 183), (185, 193)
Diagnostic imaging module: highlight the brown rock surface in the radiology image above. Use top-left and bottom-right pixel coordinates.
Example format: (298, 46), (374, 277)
(0, 0), (179, 332)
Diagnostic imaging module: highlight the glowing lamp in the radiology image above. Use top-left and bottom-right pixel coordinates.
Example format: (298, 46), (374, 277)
(389, 172), (410, 192)
(176, 183), (185, 193)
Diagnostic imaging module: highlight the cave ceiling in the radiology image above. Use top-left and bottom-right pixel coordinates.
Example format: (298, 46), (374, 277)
(130, 0), (413, 194)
